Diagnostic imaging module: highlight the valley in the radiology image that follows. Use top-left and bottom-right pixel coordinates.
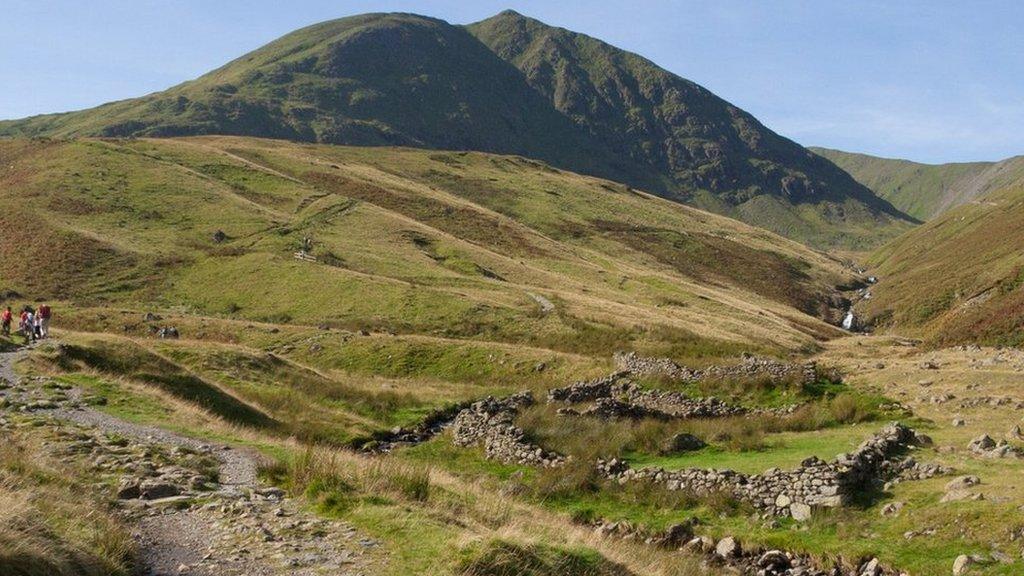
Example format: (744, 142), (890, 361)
(3, 6), (1024, 576)
(0, 135), (1020, 575)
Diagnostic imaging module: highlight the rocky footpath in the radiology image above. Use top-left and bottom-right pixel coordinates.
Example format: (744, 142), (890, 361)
(449, 392), (566, 467)
(597, 423), (944, 519)
(0, 348), (375, 576)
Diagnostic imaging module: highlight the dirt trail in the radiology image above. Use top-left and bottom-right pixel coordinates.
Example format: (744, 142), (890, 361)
(0, 346), (376, 576)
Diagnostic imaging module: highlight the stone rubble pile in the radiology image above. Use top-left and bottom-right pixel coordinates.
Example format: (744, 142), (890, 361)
(967, 433), (1024, 459)
(958, 396), (1024, 409)
(597, 423), (935, 518)
(450, 392), (566, 467)
(591, 519), (905, 576)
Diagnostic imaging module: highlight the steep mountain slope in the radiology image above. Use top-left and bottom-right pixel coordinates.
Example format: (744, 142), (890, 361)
(0, 11), (913, 249)
(468, 11), (913, 248)
(812, 147), (1024, 220)
(863, 168), (1024, 345)
(0, 136), (854, 356)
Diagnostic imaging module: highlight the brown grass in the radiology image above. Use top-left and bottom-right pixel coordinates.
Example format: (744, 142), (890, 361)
(0, 431), (135, 576)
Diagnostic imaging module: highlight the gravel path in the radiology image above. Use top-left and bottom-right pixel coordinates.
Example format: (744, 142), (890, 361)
(0, 346), (260, 486)
(0, 346), (374, 576)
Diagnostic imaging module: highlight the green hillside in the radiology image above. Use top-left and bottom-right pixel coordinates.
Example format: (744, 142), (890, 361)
(812, 147), (1024, 220)
(863, 163), (1024, 345)
(0, 136), (852, 357)
(0, 11), (914, 249)
(3, 137), (1020, 576)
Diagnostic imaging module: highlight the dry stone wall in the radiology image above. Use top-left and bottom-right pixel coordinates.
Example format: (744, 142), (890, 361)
(547, 373), (792, 420)
(612, 351), (822, 385)
(597, 423), (930, 517)
(449, 392), (565, 467)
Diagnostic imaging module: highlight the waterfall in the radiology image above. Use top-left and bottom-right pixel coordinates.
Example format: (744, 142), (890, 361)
(842, 310), (855, 330)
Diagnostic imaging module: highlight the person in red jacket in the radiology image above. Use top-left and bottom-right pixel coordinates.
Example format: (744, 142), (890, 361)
(37, 303), (52, 338)
(1, 306), (11, 337)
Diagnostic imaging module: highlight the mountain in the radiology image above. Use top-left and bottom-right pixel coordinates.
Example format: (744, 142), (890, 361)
(862, 164), (1024, 345)
(0, 136), (855, 356)
(812, 147), (1024, 220)
(0, 11), (914, 249)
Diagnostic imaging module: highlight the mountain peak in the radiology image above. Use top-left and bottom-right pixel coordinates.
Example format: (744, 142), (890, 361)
(0, 11), (913, 248)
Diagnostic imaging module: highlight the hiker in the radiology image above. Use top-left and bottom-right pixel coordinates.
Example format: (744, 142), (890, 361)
(21, 307), (35, 342)
(1, 306), (11, 337)
(37, 303), (52, 338)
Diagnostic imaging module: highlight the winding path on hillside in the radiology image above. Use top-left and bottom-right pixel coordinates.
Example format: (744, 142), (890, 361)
(0, 346), (375, 576)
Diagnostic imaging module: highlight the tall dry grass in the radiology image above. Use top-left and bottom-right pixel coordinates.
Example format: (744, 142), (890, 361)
(283, 446), (432, 511)
(0, 434), (135, 576)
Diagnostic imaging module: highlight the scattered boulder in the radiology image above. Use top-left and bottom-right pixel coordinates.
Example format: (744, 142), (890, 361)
(967, 434), (996, 452)
(117, 478), (142, 499)
(952, 554), (973, 575)
(684, 535), (714, 553)
(967, 434), (1024, 458)
(880, 501), (904, 517)
(945, 476), (980, 491)
(660, 433), (706, 454)
(757, 550), (791, 571)
(715, 536), (740, 558)
(859, 557), (882, 576)
(139, 480), (180, 500)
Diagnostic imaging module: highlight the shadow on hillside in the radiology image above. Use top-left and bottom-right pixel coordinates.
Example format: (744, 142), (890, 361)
(56, 342), (278, 429)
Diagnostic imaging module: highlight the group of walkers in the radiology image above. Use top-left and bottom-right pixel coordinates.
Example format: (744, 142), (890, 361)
(1, 303), (53, 343)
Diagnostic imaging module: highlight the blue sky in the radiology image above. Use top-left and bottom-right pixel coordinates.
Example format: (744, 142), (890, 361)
(3, 1), (1021, 163)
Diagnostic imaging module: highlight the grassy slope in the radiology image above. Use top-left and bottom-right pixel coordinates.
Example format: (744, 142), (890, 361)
(0, 136), (850, 356)
(863, 172), (1024, 345)
(0, 12), (914, 249)
(0, 133), (860, 447)
(812, 147), (1024, 220)
(0, 136), (1015, 573)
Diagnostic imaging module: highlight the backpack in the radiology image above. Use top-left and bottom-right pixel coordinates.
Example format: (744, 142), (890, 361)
(39, 305), (51, 319)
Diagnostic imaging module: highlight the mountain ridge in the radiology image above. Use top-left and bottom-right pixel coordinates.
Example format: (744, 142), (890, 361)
(812, 146), (1024, 220)
(0, 10), (915, 249)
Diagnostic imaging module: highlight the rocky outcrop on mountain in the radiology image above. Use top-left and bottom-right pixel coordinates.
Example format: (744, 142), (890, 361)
(597, 423), (935, 518)
(450, 392), (565, 467)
